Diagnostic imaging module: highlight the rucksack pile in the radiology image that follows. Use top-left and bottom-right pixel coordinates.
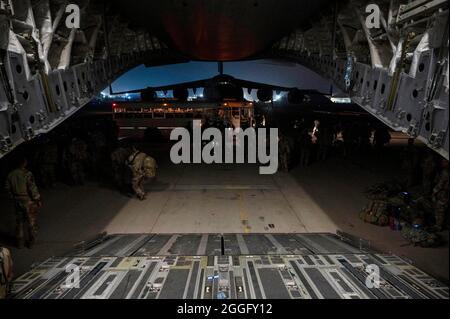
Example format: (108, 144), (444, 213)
(401, 225), (441, 248)
(359, 200), (390, 226)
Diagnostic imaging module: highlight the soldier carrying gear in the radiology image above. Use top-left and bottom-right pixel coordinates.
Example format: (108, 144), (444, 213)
(5, 157), (42, 249)
(431, 160), (449, 232)
(126, 148), (158, 200)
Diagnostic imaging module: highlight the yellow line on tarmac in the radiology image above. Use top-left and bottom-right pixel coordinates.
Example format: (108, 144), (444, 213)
(239, 192), (251, 234)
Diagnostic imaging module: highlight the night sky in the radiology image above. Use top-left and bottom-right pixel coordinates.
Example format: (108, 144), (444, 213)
(108, 59), (333, 95)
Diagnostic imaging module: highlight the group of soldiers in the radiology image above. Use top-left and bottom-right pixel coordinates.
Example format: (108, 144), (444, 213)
(30, 120), (116, 188)
(31, 135), (100, 187)
(276, 118), (448, 233)
(4, 119), (158, 249)
(3, 114), (447, 249)
(277, 119), (391, 172)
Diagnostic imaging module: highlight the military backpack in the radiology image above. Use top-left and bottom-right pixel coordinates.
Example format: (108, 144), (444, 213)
(359, 200), (390, 226)
(401, 225), (440, 248)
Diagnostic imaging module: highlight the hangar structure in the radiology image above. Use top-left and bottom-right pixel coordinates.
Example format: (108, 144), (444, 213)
(0, 0), (448, 159)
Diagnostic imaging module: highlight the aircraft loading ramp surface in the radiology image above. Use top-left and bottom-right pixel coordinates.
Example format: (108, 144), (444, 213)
(11, 233), (449, 299)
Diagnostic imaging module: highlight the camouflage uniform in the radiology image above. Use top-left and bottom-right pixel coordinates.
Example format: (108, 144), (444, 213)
(64, 138), (88, 185)
(127, 150), (157, 200)
(432, 169), (449, 231)
(111, 147), (132, 191)
(5, 168), (41, 248)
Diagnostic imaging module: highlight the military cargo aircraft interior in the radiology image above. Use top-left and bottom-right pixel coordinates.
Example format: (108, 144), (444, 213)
(0, 0), (449, 306)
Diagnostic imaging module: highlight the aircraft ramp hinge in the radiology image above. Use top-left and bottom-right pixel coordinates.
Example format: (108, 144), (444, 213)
(429, 131), (446, 148)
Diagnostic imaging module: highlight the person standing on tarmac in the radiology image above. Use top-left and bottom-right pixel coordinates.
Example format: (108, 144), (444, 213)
(5, 157), (42, 249)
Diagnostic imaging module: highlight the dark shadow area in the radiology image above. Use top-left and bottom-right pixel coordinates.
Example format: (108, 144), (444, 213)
(0, 113), (170, 277)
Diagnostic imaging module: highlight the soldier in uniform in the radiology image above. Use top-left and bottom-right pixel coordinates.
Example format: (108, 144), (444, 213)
(63, 138), (89, 185)
(5, 157), (42, 248)
(126, 147), (158, 200)
(111, 145), (133, 193)
(432, 160), (449, 232)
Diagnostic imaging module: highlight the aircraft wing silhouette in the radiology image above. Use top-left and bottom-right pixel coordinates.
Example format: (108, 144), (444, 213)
(111, 76), (294, 95)
(111, 78), (212, 95)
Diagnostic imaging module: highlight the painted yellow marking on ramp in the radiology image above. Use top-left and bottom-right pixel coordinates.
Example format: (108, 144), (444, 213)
(200, 256), (208, 268)
(116, 257), (142, 270)
(239, 192), (251, 234)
